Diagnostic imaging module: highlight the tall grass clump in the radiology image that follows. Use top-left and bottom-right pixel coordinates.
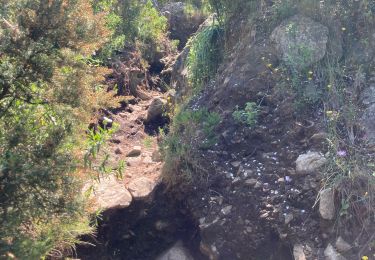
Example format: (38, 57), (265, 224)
(187, 23), (224, 91)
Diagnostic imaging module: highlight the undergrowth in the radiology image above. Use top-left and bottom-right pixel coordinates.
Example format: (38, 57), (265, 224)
(187, 23), (224, 92)
(161, 106), (220, 189)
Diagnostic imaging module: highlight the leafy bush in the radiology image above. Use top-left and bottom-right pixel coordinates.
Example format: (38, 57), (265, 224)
(0, 0), (121, 258)
(232, 102), (259, 127)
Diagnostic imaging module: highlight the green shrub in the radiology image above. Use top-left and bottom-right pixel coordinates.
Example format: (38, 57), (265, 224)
(187, 24), (224, 91)
(232, 102), (259, 127)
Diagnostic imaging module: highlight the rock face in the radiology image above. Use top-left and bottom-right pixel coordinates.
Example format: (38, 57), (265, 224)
(128, 177), (157, 199)
(319, 188), (335, 220)
(156, 241), (194, 260)
(296, 151), (327, 174)
(146, 97), (167, 122)
(271, 15), (329, 69)
(93, 176), (132, 210)
(161, 2), (205, 49)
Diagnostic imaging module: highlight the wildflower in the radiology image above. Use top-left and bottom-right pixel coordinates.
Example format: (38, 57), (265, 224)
(327, 84), (332, 89)
(326, 110), (333, 115)
(337, 150), (347, 157)
(308, 77), (313, 81)
(308, 71), (313, 75)
(361, 256), (368, 260)
(267, 63), (273, 68)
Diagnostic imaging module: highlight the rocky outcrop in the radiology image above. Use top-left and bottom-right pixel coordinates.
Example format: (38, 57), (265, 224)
(271, 15), (329, 69)
(162, 2), (205, 49)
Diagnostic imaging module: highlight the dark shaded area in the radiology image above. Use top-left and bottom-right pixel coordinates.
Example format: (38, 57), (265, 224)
(144, 115), (170, 136)
(76, 184), (206, 260)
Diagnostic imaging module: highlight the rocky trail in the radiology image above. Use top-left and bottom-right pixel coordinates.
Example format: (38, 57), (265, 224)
(75, 2), (375, 260)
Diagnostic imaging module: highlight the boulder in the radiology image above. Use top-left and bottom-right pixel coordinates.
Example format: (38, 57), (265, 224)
(293, 244), (306, 260)
(146, 98), (167, 122)
(324, 244), (347, 260)
(91, 176), (132, 210)
(127, 146), (142, 157)
(319, 188), (335, 220)
(128, 177), (157, 199)
(335, 237), (352, 253)
(271, 15), (329, 69)
(156, 241), (193, 260)
(296, 151), (327, 174)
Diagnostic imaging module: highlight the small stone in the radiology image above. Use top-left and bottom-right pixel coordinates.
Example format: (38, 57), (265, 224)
(324, 243), (347, 260)
(115, 148), (123, 155)
(231, 161), (241, 168)
(319, 188), (335, 220)
(245, 178), (258, 186)
(127, 146), (142, 157)
(232, 177), (241, 184)
(254, 181), (262, 189)
(335, 237), (352, 253)
(143, 156), (153, 164)
(221, 205), (232, 215)
(293, 244), (306, 260)
(284, 213), (294, 224)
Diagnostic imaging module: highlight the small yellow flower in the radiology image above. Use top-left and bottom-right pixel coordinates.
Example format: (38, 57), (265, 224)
(308, 77), (312, 81)
(308, 71), (313, 75)
(326, 111), (333, 115)
(362, 256), (368, 260)
(267, 63), (273, 68)
(327, 84), (332, 89)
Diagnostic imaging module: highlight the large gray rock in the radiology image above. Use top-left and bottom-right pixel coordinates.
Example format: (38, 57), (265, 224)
(92, 176), (132, 210)
(271, 15), (329, 69)
(293, 244), (306, 260)
(335, 236), (352, 253)
(319, 188), (335, 220)
(324, 244), (347, 260)
(296, 151), (327, 174)
(146, 97), (167, 122)
(156, 241), (194, 260)
(128, 177), (157, 199)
